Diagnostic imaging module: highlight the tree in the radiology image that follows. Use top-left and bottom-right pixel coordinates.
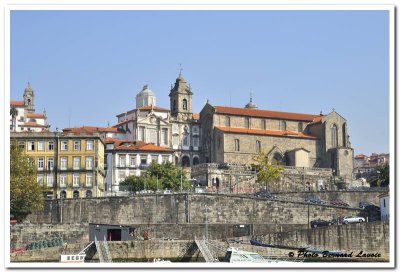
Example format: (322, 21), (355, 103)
(10, 141), (45, 221)
(120, 161), (192, 192)
(368, 163), (389, 187)
(10, 107), (18, 131)
(251, 150), (284, 191)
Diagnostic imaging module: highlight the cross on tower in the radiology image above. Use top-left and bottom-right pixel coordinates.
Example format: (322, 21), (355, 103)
(179, 63), (183, 76)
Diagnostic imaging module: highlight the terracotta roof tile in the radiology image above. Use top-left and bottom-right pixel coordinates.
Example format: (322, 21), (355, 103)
(10, 100), (24, 106)
(26, 113), (46, 118)
(109, 139), (172, 152)
(214, 105), (320, 121)
(215, 126), (317, 139)
(192, 113), (200, 120)
(19, 122), (48, 128)
(63, 126), (118, 133)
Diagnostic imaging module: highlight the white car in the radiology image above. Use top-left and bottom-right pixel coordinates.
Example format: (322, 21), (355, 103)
(343, 216), (365, 224)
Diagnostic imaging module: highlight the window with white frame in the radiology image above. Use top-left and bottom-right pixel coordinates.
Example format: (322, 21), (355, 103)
(162, 128), (168, 145)
(37, 157), (44, 170)
(85, 173), (93, 187)
(73, 157), (81, 170)
(193, 126), (199, 135)
(162, 156), (169, 163)
(151, 155), (158, 162)
(37, 174), (44, 185)
(130, 156), (136, 167)
(149, 129), (157, 144)
(73, 140), (81, 151)
(61, 140), (68, 150)
(86, 140), (94, 151)
(28, 141), (35, 151)
(47, 157), (54, 171)
(37, 141), (44, 151)
(60, 157), (68, 170)
(86, 157), (93, 170)
(47, 174), (53, 187)
(118, 171), (126, 182)
(73, 173), (80, 187)
(48, 141), (54, 151)
(60, 174), (67, 188)
(119, 155), (126, 167)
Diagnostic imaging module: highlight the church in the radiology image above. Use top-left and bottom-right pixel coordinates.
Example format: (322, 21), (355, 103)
(113, 72), (354, 190)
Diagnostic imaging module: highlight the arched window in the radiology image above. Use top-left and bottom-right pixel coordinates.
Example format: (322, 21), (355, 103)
(182, 133), (189, 146)
(73, 190), (79, 198)
(183, 99), (188, 110)
(182, 156), (190, 167)
(173, 100), (176, 111)
(86, 190), (92, 198)
(298, 122), (303, 132)
(281, 121), (287, 131)
(244, 117), (250, 128)
(234, 139), (240, 151)
(193, 157), (200, 165)
(342, 123), (347, 147)
(331, 124), (338, 148)
(256, 140), (261, 153)
(225, 116), (230, 127)
(60, 191), (67, 199)
(27, 99), (31, 105)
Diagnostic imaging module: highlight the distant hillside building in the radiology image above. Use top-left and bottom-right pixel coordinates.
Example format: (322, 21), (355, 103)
(10, 83), (50, 132)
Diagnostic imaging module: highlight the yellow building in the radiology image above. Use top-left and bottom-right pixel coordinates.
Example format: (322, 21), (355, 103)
(11, 131), (106, 199)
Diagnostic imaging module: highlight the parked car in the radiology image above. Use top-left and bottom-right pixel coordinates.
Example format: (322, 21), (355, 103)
(357, 205), (381, 222)
(163, 189), (173, 194)
(305, 194), (327, 205)
(254, 190), (276, 199)
(330, 199), (349, 207)
(342, 216), (365, 224)
(310, 219), (333, 228)
(359, 200), (373, 209)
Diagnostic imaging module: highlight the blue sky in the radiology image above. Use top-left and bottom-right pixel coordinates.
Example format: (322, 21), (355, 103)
(10, 10), (390, 155)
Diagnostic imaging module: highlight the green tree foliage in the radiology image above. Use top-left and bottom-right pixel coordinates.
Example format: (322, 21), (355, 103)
(368, 163), (389, 187)
(10, 141), (45, 221)
(251, 150), (284, 191)
(120, 161), (191, 192)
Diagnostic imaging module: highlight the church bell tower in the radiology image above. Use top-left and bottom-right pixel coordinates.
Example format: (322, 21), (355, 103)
(23, 82), (35, 113)
(169, 72), (193, 119)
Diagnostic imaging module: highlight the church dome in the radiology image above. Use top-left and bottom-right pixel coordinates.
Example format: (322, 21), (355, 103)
(244, 94), (258, 109)
(136, 85), (155, 97)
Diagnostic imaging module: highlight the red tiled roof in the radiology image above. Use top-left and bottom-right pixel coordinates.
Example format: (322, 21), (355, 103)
(26, 113), (45, 118)
(192, 113), (200, 120)
(19, 122), (48, 128)
(214, 106), (320, 121)
(355, 154), (366, 159)
(63, 126), (118, 133)
(109, 139), (172, 152)
(10, 100), (24, 106)
(215, 126), (318, 139)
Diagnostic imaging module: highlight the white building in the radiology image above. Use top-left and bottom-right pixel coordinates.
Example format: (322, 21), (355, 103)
(379, 193), (389, 221)
(10, 83), (50, 132)
(113, 73), (201, 167)
(104, 138), (174, 192)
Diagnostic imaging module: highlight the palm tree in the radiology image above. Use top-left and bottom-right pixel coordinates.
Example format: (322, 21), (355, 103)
(368, 163), (389, 187)
(10, 107), (18, 131)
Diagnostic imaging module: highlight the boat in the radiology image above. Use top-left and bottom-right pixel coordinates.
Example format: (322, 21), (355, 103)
(60, 254), (86, 263)
(223, 247), (303, 263)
